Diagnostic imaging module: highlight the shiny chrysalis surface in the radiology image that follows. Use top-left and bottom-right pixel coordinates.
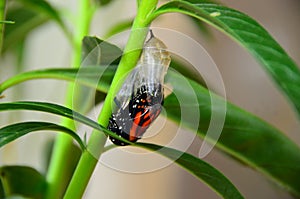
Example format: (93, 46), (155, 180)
(108, 30), (171, 145)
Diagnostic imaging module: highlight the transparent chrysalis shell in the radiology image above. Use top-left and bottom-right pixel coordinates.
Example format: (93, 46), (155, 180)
(108, 30), (171, 145)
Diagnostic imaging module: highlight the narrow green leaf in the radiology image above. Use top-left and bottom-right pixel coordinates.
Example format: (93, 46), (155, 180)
(0, 66), (116, 95)
(0, 61), (204, 98)
(2, 7), (49, 54)
(0, 122), (85, 150)
(164, 71), (300, 197)
(105, 18), (134, 37)
(0, 101), (131, 145)
(95, 0), (114, 6)
(151, 1), (300, 117)
(0, 166), (46, 199)
(2, 0), (70, 54)
(0, 101), (99, 130)
(16, 0), (68, 34)
(138, 143), (244, 199)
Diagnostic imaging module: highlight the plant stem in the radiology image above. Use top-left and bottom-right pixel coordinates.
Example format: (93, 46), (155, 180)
(0, 0), (7, 53)
(63, 0), (158, 198)
(45, 0), (95, 199)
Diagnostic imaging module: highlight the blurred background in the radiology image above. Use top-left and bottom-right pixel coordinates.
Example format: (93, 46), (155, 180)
(0, 0), (300, 198)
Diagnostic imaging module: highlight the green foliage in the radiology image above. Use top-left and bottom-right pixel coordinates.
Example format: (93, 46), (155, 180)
(0, 66), (115, 95)
(139, 143), (244, 199)
(2, 0), (68, 54)
(81, 36), (122, 65)
(1, 0), (300, 198)
(15, 0), (65, 28)
(0, 122), (85, 150)
(0, 100), (244, 198)
(0, 166), (46, 199)
(165, 71), (300, 196)
(151, 1), (300, 118)
(0, 101), (131, 145)
(105, 19), (134, 38)
(95, 0), (114, 6)
(1, 62), (300, 196)
(2, 7), (48, 54)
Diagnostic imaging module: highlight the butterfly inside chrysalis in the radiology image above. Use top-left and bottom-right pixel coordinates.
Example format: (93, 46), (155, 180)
(107, 30), (171, 145)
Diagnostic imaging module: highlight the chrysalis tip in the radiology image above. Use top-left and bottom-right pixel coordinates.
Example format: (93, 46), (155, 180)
(149, 29), (154, 38)
(146, 29), (155, 43)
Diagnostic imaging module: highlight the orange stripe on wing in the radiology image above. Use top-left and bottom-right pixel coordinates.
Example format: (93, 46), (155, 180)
(129, 111), (142, 141)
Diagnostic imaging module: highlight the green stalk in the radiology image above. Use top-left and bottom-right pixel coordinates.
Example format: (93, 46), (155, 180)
(0, 0), (7, 53)
(63, 0), (158, 198)
(45, 0), (95, 199)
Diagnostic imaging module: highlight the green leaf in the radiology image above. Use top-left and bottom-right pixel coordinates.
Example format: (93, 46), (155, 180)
(151, 1), (300, 117)
(164, 71), (300, 197)
(82, 36), (122, 65)
(2, 0), (70, 54)
(0, 101), (132, 145)
(138, 143), (244, 199)
(0, 122), (85, 150)
(2, 7), (49, 54)
(0, 85), (241, 198)
(0, 66), (116, 95)
(105, 18), (134, 37)
(0, 60), (203, 97)
(0, 101), (99, 130)
(0, 166), (46, 199)
(183, 0), (218, 37)
(16, 0), (67, 34)
(95, 0), (114, 6)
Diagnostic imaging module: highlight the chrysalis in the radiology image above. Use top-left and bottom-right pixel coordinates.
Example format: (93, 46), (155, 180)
(108, 30), (171, 145)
